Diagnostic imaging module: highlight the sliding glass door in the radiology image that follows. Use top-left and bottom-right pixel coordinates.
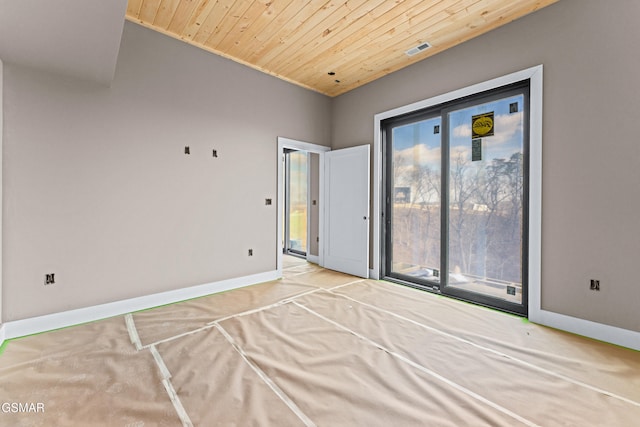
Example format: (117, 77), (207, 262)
(383, 82), (529, 315)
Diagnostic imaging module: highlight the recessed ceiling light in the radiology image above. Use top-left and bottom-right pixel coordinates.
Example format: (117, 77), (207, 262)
(405, 42), (431, 57)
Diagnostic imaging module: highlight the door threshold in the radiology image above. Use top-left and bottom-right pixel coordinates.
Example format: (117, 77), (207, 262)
(383, 276), (526, 318)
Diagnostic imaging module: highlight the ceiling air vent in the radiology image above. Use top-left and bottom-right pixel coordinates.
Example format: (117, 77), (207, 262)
(405, 42), (431, 57)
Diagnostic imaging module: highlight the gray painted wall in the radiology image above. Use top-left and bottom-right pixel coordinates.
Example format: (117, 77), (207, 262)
(331, 0), (640, 333)
(2, 22), (330, 321)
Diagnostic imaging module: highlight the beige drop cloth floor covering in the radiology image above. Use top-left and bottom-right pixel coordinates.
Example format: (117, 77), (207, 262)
(1, 257), (639, 426)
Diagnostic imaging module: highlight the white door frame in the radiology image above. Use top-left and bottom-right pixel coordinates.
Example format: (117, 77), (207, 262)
(277, 137), (330, 276)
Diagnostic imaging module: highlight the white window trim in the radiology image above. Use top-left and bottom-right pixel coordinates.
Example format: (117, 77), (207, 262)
(372, 65), (543, 288)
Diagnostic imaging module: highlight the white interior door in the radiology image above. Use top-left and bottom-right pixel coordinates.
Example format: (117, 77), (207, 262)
(323, 145), (370, 278)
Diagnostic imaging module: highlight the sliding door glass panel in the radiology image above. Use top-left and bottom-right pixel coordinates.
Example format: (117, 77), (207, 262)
(389, 117), (442, 284)
(287, 151), (308, 255)
(446, 95), (525, 304)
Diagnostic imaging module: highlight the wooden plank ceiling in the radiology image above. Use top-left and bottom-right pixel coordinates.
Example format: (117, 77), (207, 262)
(126, 0), (558, 97)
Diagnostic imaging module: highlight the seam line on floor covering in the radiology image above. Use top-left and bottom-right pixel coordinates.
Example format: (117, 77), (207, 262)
(125, 314), (143, 351)
(137, 279), (362, 350)
(327, 290), (640, 408)
(139, 289), (325, 350)
(286, 270), (323, 277)
(150, 345), (172, 380)
(142, 324), (213, 350)
(208, 288), (324, 325)
(150, 345), (194, 427)
(214, 323), (317, 427)
(292, 301), (540, 427)
(282, 264), (317, 271)
(327, 279), (365, 291)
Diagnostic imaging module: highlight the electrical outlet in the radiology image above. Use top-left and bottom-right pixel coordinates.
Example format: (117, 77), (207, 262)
(45, 273), (55, 285)
(212, 149), (218, 158)
(265, 199), (272, 205)
(248, 249), (253, 256)
(590, 279), (600, 291)
(184, 146), (190, 154)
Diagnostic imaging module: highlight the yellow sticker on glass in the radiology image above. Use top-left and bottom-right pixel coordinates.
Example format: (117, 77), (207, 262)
(472, 112), (494, 138)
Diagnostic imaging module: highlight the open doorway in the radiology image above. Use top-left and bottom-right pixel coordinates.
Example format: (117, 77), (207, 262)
(283, 149), (310, 258)
(276, 138), (330, 275)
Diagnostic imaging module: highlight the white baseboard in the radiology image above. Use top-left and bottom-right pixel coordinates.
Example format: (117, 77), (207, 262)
(307, 254), (319, 264)
(1, 270), (279, 343)
(530, 309), (640, 351)
(2, 271), (637, 352)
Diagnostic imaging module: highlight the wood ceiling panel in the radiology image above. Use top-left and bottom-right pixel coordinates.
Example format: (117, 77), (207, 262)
(153, 0), (182, 28)
(182, 0), (225, 41)
(207, 0), (263, 49)
(215, 0), (270, 54)
(138, 0), (163, 23)
(126, 0), (559, 96)
(166, 0), (202, 34)
(127, 0), (144, 18)
(270, 0), (395, 77)
(226, 0), (298, 59)
(267, 0), (384, 70)
(336, 1), (490, 73)
(188, 0), (236, 44)
(254, 0), (360, 69)
(309, 0), (557, 96)
(241, 0), (331, 65)
(293, 0), (477, 91)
